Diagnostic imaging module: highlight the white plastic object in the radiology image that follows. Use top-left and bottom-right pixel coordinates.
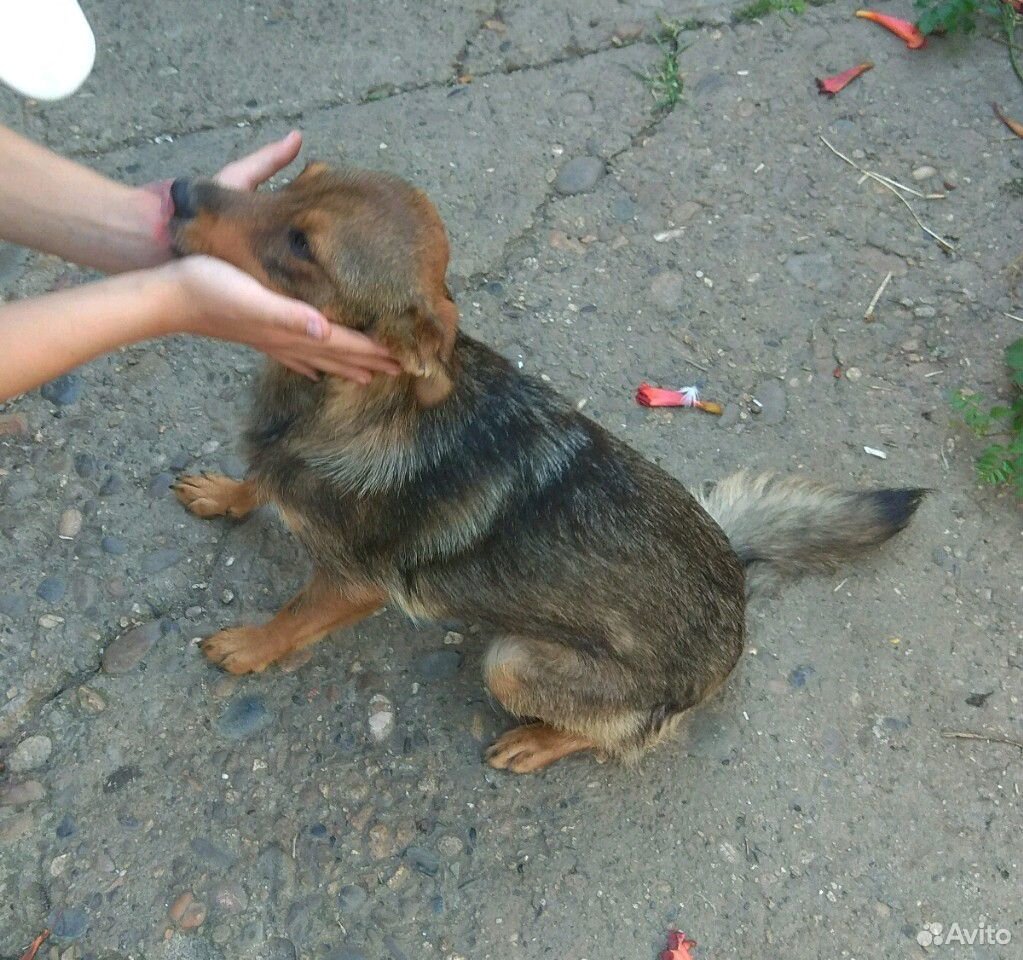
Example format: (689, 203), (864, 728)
(0, 0), (96, 100)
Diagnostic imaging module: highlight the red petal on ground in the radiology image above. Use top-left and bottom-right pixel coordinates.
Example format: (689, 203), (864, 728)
(816, 61), (874, 96)
(855, 10), (927, 48)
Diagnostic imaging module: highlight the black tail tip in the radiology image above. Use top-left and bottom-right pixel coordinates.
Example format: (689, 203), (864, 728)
(871, 487), (928, 532)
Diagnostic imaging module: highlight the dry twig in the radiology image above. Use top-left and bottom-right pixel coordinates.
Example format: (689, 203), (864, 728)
(941, 729), (1023, 751)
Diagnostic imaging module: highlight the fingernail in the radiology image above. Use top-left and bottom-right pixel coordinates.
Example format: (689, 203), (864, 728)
(306, 316), (328, 340)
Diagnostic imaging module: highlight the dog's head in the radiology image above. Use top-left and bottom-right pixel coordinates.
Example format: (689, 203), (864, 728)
(169, 163), (458, 404)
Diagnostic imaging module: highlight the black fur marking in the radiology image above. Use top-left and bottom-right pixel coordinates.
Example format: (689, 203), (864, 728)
(870, 488), (927, 533)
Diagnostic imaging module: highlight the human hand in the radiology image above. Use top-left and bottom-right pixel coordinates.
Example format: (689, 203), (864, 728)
(164, 255), (401, 383)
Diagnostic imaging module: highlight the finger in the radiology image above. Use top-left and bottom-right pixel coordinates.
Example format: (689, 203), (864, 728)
(215, 130), (303, 191)
(277, 356), (321, 381)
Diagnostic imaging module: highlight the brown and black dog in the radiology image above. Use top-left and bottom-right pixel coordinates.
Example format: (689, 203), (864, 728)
(168, 163), (923, 773)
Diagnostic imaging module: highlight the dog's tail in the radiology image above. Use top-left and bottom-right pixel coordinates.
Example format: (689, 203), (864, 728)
(697, 472), (925, 597)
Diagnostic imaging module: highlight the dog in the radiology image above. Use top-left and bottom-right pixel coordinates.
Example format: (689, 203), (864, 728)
(167, 163), (924, 773)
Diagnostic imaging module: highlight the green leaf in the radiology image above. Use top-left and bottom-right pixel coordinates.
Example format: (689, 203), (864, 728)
(1005, 338), (1023, 372)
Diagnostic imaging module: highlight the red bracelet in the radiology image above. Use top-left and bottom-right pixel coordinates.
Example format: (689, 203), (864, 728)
(140, 178), (175, 253)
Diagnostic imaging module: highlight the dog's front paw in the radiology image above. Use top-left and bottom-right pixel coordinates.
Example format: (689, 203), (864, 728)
(173, 473), (247, 519)
(201, 627), (274, 674)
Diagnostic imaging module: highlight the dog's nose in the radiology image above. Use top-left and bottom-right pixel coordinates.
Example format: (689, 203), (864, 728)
(170, 178), (196, 219)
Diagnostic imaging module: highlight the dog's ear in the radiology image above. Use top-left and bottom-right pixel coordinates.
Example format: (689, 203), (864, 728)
(391, 296), (458, 407)
(294, 161), (330, 184)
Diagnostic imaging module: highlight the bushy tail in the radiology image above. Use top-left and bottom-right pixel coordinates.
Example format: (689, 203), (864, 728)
(698, 472), (925, 597)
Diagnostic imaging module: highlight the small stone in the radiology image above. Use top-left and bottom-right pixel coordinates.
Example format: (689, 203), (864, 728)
(437, 835), (464, 857)
(102, 620), (161, 674)
(40, 374), (82, 407)
(56, 814), (77, 839)
(788, 664), (815, 688)
(71, 574), (100, 612)
(911, 165), (937, 181)
(784, 252), (836, 290)
(338, 884), (368, 912)
(612, 21), (645, 42)
(0, 414), (29, 437)
(753, 380), (787, 425)
(900, 339), (920, 353)
(180, 900), (208, 929)
(141, 547), (183, 574)
(99, 474), (124, 496)
(9, 734), (53, 772)
(405, 845), (440, 876)
(368, 694), (394, 742)
(443, 630), (463, 645)
(845, 367), (863, 382)
(190, 838), (238, 871)
(47, 906), (88, 940)
(648, 271), (685, 310)
(0, 779), (46, 805)
(39, 614), (64, 629)
(216, 694), (272, 740)
(37, 577), (67, 602)
(101, 536), (127, 556)
(913, 305), (937, 318)
(169, 890), (195, 923)
(554, 156), (605, 195)
(211, 881), (248, 914)
(77, 686), (106, 712)
(73, 453), (98, 478)
(416, 649), (462, 680)
(58, 508), (83, 539)
(369, 823), (394, 859)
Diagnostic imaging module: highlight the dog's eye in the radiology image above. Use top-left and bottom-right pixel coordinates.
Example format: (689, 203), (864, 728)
(288, 228), (314, 261)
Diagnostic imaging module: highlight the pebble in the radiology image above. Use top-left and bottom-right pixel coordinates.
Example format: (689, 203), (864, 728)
(611, 195), (636, 221)
(338, 884), (368, 912)
(437, 835), (464, 857)
(211, 881), (248, 914)
(47, 906), (89, 940)
(56, 814), (77, 839)
(39, 614), (64, 629)
(191, 837), (238, 870)
(0, 413), (29, 437)
(913, 305), (937, 318)
(9, 734), (53, 772)
(368, 694), (395, 742)
(753, 380), (787, 425)
(71, 573), (99, 612)
(73, 453), (98, 478)
(58, 508), (83, 539)
(40, 374), (83, 407)
(416, 649), (462, 680)
(142, 547), (183, 574)
(77, 685), (107, 712)
(405, 845), (441, 876)
(101, 620), (162, 674)
(784, 252), (836, 290)
(0, 593), (27, 617)
(101, 535), (128, 555)
(612, 20), (645, 42)
(648, 271), (685, 310)
(216, 694), (272, 740)
(554, 156), (605, 195)
(169, 891), (208, 929)
(845, 367), (863, 382)
(369, 823), (394, 859)
(911, 165), (937, 181)
(0, 779), (46, 805)
(37, 576), (67, 602)
(788, 664), (815, 688)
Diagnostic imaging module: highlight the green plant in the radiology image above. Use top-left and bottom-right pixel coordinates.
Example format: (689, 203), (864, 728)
(914, 0), (1023, 87)
(735, 0), (807, 21)
(641, 17), (689, 111)
(950, 338), (1023, 495)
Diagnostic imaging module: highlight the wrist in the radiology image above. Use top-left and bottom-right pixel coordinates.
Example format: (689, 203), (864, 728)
(133, 179), (176, 266)
(146, 260), (199, 336)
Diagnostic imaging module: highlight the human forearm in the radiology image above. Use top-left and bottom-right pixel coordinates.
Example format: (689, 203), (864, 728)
(0, 125), (169, 272)
(0, 269), (179, 400)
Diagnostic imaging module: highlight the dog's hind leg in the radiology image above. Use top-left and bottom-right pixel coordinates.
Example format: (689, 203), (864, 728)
(173, 473), (260, 519)
(483, 636), (663, 774)
(201, 574), (385, 674)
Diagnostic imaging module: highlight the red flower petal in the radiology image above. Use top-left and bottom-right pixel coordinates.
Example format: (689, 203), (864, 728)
(816, 61), (874, 96)
(855, 9), (927, 48)
(636, 383), (686, 407)
(662, 931), (698, 960)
